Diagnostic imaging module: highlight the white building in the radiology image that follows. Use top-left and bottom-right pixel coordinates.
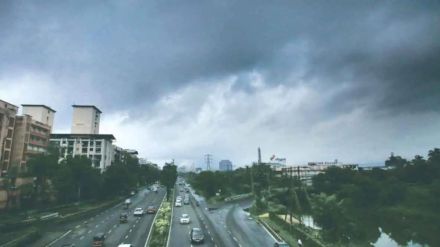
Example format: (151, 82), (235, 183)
(21, 104), (56, 129)
(275, 161), (358, 185)
(50, 133), (115, 172)
(71, 105), (101, 134)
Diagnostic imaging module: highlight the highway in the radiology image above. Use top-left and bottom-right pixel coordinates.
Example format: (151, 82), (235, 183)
(169, 181), (276, 247)
(168, 184), (218, 247)
(31, 186), (165, 247)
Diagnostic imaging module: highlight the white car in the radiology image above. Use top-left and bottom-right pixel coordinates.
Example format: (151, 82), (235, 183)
(175, 201), (182, 207)
(180, 214), (190, 224)
(133, 208), (144, 216)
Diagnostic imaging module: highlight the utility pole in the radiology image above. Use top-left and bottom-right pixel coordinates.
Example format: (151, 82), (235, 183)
(204, 154), (212, 171)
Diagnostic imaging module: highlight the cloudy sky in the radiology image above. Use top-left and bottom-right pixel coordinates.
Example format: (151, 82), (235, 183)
(1, 0), (439, 168)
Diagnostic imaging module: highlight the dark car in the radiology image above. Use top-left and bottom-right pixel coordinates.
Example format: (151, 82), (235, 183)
(184, 198), (190, 205)
(274, 241), (290, 247)
(119, 212), (128, 223)
(92, 233), (106, 247)
(190, 228), (205, 244)
(146, 206), (156, 214)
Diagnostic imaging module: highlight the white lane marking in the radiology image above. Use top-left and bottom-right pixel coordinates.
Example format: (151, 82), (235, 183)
(129, 229), (132, 232)
(114, 224), (117, 228)
(80, 235), (84, 240)
(46, 230), (72, 246)
(108, 229), (112, 234)
(88, 230), (92, 234)
(125, 235), (128, 239)
(75, 225), (80, 229)
(95, 224), (99, 228)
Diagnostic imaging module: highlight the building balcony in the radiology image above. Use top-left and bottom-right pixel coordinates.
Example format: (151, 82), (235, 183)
(30, 131), (49, 139)
(29, 140), (48, 148)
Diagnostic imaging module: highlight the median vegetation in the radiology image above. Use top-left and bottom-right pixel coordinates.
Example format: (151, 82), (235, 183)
(148, 195), (173, 247)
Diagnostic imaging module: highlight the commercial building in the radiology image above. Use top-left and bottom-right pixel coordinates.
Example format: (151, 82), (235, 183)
(71, 105), (101, 134)
(50, 133), (115, 171)
(0, 100), (18, 175)
(219, 160), (233, 171)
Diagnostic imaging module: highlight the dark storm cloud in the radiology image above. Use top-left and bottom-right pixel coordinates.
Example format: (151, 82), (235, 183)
(0, 0), (439, 115)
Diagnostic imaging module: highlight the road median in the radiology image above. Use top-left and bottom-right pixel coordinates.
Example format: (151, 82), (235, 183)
(145, 191), (172, 247)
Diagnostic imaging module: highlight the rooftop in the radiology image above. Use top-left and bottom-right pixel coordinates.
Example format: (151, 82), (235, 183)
(51, 133), (115, 140)
(22, 104), (56, 112)
(72, 105), (102, 113)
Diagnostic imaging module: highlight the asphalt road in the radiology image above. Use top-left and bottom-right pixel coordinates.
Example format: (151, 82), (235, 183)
(177, 185), (277, 247)
(169, 185), (218, 247)
(31, 186), (165, 247)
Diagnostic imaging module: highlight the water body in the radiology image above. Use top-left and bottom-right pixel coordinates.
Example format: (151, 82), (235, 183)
(374, 228), (425, 247)
(301, 215), (428, 246)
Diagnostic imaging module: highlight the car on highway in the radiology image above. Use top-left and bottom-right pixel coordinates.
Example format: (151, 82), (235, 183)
(146, 206), (157, 214)
(119, 212), (128, 223)
(92, 233), (106, 247)
(184, 197), (190, 205)
(175, 200), (182, 207)
(118, 244), (134, 247)
(190, 227), (205, 244)
(180, 214), (190, 224)
(133, 207), (144, 216)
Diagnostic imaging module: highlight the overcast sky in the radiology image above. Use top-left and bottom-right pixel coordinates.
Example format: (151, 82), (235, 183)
(1, 0), (439, 168)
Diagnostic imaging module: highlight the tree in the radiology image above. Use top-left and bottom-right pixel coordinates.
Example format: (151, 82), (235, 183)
(27, 152), (59, 205)
(385, 154), (408, 168)
(160, 162), (177, 200)
(428, 148), (440, 166)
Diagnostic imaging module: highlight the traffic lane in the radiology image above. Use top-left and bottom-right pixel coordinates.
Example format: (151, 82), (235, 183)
(188, 187), (239, 247)
(199, 205), (239, 247)
(124, 190), (166, 247)
(49, 187), (155, 247)
(105, 189), (165, 246)
(170, 191), (216, 247)
(226, 204), (275, 247)
(54, 189), (150, 246)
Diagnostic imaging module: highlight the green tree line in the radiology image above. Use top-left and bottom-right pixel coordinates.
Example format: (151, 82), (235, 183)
(311, 148), (440, 246)
(16, 146), (160, 209)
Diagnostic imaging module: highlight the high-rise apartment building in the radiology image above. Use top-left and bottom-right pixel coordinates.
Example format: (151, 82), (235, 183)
(0, 100), (18, 175)
(51, 105), (114, 172)
(219, 160), (233, 171)
(10, 115), (52, 172)
(50, 134), (115, 172)
(22, 104), (56, 129)
(71, 105), (101, 134)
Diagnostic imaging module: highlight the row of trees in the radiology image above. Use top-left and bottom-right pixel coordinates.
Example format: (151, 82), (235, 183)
(187, 163), (308, 220)
(16, 146), (161, 208)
